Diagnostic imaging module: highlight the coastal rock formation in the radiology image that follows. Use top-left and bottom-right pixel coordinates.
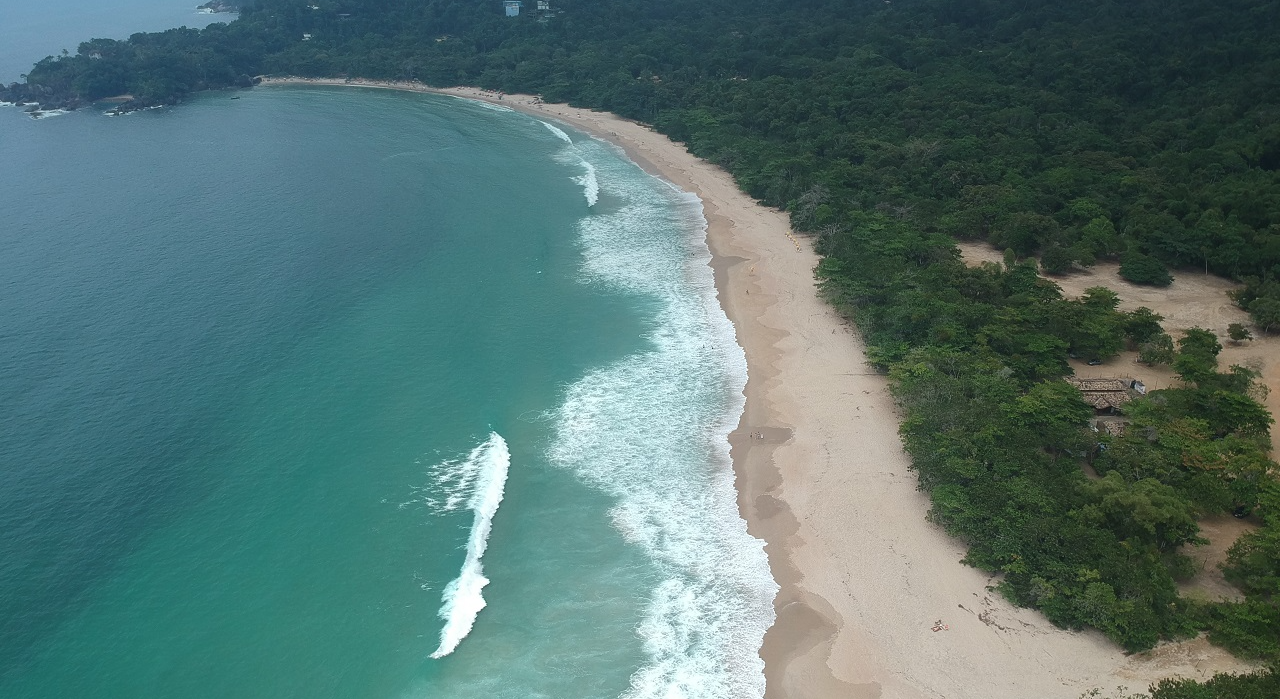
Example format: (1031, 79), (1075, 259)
(197, 1), (239, 13)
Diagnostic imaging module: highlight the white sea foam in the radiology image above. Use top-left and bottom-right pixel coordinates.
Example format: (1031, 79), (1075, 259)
(573, 161), (600, 207)
(541, 121), (573, 144)
(427, 432), (511, 659)
(457, 97), (514, 113)
(0, 101), (14, 108)
(548, 139), (777, 699)
(29, 109), (70, 120)
(540, 122), (600, 206)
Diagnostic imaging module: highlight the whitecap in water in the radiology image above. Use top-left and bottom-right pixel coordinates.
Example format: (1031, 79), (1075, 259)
(542, 120), (599, 206)
(425, 432), (512, 659)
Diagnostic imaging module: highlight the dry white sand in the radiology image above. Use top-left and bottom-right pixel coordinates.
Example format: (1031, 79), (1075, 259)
(260, 78), (1260, 697)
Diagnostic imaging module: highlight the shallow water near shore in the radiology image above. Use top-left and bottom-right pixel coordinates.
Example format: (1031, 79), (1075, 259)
(0, 84), (772, 698)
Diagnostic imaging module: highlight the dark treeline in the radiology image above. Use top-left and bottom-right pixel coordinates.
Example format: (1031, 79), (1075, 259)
(5, 1), (1280, 693)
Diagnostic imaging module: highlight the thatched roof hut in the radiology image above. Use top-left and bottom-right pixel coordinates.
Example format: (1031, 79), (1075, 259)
(1082, 392), (1131, 410)
(1066, 376), (1135, 411)
(1067, 377), (1129, 392)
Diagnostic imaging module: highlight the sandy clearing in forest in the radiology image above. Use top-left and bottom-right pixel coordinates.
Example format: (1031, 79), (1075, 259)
(958, 240), (1275, 608)
(956, 241), (1280, 428)
(261, 78), (1261, 698)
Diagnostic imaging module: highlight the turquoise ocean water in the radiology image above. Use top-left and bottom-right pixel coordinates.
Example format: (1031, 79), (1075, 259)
(0, 7), (776, 697)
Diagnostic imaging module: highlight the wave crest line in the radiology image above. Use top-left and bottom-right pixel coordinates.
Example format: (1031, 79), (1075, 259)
(429, 431), (511, 659)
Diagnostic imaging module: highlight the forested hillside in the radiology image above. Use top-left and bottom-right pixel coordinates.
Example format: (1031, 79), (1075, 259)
(6, 1), (1280, 286)
(5, 1), (1279, 693)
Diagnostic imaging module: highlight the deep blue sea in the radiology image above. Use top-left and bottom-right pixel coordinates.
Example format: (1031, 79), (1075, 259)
(0, 4), (775, 698)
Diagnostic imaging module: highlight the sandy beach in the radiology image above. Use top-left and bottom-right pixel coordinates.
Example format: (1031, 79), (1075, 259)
(259, 77), (1259, 697)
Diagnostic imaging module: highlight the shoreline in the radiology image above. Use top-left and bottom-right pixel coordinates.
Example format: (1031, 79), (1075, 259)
(257, 77), (1258, 697)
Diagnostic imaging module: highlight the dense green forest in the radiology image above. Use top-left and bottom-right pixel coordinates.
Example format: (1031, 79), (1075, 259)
(6, 1), (1280, 289)
(5, 0), (1279, 693)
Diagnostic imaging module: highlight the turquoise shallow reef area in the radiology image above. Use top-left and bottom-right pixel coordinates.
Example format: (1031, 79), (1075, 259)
(0, 30), (774, 697)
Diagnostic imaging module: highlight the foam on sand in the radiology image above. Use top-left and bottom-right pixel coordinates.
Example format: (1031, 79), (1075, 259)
(548, 137), (777, 699)
(428, 432), (511, 659)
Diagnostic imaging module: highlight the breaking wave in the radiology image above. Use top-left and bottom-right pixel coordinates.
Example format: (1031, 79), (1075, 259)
(450, 95), (515, 113)
(541, 121), (573, 144)
(573, 161), (600, 208)
(548, 138), (777, 699)
(28, 109), (70, 120)
(542, 120), (599, 206)
(427, 432), (511, 659)
(470, 100), (515, 113)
